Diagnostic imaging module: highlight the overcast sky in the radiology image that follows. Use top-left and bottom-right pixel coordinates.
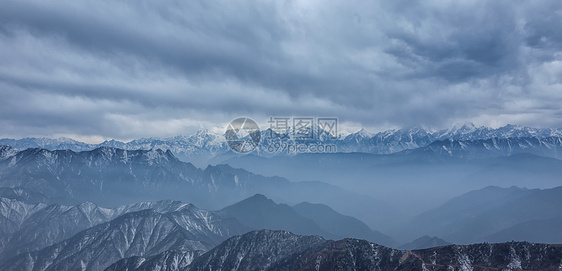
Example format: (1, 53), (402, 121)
(1, 0), (561, 142)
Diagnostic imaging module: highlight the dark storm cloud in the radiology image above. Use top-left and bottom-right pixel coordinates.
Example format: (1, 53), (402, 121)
(381, 1), (523, 81)
(0, 0), (561, 141)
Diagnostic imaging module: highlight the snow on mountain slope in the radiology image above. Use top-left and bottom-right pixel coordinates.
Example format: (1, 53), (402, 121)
(0, 197), (248, 263)
(166, 230), (562, 271)
(106, 250), (204, 271)
(0, 201), (112, 260)
(0, 198), (46, 254)
(186, 230), (327, 271)
(409, 136), (562, 159)
(1, 206), (248, 271)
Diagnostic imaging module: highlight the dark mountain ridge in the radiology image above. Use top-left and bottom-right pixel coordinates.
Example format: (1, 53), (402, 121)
(116, 230), (562, 271)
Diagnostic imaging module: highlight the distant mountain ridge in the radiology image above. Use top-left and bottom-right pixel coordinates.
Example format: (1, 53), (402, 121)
(2, 124), (562, 166)
(407, 136), (562, 159)
(403, 186), (562, 244)
(0, 130), (227, 168)
(217, 194), (396, 247)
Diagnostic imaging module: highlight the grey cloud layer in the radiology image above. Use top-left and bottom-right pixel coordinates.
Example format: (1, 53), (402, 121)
(0, 0), (561, 140)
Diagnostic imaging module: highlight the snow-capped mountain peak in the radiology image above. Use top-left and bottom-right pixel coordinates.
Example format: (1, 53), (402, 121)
(356, 128), (374, 138)
(2, 125), (562, 167)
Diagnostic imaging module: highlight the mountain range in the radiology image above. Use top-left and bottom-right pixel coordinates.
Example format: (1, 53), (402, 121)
(1, 191), (561, 270)
(2, 143), (561, 246)
(2, 124), (562, 167)
(0, 130), (227, 168)
(0, 197), (248, 264)
(1, 124), (561, 270)
(0, 145), (404, 231)
(0, 193), (398, 269)
(1, 206), (246, 271)
(112, 230), (562, 271)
